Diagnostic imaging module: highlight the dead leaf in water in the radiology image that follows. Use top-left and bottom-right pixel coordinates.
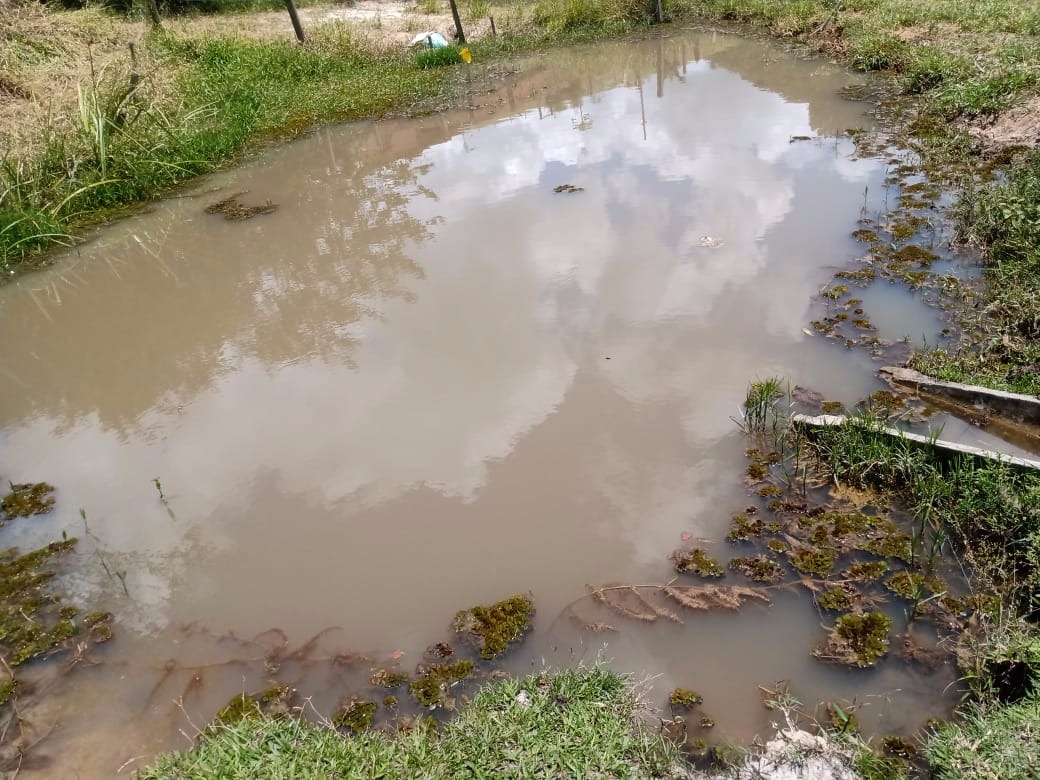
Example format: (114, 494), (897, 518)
(586, 584), (683, 624)
(661, 584), (772, 611)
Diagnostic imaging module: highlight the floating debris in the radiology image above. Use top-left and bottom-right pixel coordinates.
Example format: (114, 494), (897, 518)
(424, 642), (454, 660)
(205, 192), (278, 221)
(552, 184), (584, 193)
(588, 585), (682, 624)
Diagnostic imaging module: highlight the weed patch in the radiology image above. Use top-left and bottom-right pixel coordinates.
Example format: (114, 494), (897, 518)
(142, 668), (685, 778)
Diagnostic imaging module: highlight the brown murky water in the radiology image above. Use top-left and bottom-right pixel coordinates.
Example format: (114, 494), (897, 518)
(0, 30), (996, 776)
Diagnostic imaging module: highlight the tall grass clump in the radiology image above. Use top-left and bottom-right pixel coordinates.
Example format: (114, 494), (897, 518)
(532, 0), (649, 34)
(913, 150), (1040, 395)
(739, 377), (785, 434)
(415, 45), (463, 68)
(925, 695), (1040, 779)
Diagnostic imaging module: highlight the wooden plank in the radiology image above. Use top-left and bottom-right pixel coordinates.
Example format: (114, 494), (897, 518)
(792, 413), (1040, 473)
(880, 366), (1040, 425)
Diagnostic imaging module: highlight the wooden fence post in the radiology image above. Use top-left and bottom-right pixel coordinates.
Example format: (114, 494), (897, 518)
(144, 0), (162, 29)
(284, 0), (306, 43)
(489, 15), (496, 36)
(447, 0), (466, 43)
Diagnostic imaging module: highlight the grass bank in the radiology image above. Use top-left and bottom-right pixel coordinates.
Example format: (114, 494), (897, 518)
(1, 15), (451, 272)
(140, 667), (688, 779)
(796, 411), (1040, 779)
(6, 1), (1040, 356)
(680, 0), (1040, 394)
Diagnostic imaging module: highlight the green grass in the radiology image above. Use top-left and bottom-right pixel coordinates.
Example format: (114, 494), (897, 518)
(416, 44), (464, 68)
(0, 28), (451, 274)
(140, 667), (686, 779)
(925, 695), (1040, 780)
(911, 150), (1040, 395)
(799, 413), (1040, 776)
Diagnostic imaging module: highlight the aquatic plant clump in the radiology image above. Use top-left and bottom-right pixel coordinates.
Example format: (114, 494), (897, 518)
(0, 538), (87, 667)
(410, 660), (475, 708)
(842, 560), (889, 582)
(204, 192), (277, 221)
(0, 678), (16, 707)
(816, 611), (892, 667)
(210, 686), (294, 729)
(453, 594), (534, 659)
(789, 546), (837, 577)
(862, 529), (913, 561)
(668, 688), (702, 709)
(0, 483), (56, 520)
(884, 571), (926, 600)
(729, 556), (785, 583)
(817, 584), (857, 612)
(727, 514), (764, 542)
(671, 547), (723, 578)
(370, 668), (410, 688)
(333, 699), (377, 733)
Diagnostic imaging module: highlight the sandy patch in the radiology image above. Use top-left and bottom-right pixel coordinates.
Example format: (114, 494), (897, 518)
(965, 93), (1040, 150)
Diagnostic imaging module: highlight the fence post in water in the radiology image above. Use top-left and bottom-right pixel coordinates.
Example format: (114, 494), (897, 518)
(284, 0), (306, 43)
(489, 15), (496, 36)
(448, 0), (466, 43)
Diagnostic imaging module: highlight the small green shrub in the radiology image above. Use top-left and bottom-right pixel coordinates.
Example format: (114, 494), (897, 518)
(902, 49), (970, 94)
(415, 45), (463, 68)
(466, 0), (490, 20)
(848, 33), (906, 72)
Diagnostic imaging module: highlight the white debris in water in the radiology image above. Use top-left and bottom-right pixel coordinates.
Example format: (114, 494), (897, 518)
(692, 724), (862, 780)
(732, 728), (861, 780)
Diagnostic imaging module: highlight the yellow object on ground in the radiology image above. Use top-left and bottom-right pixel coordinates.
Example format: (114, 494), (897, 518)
(460, 47), (472, 63)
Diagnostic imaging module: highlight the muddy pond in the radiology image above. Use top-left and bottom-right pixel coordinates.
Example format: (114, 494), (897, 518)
(0, 29), (1018, 776)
